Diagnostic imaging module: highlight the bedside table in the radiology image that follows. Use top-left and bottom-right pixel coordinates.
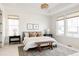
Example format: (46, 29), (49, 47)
(43, 34), (53, 37)
(9, 35), (21, 44)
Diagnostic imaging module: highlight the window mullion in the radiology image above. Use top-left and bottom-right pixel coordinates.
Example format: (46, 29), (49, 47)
(64, 18), (67, 36)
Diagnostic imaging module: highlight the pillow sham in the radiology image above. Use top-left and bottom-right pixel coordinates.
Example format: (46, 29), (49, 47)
(25, 32), (29, 37)
(29, 32), (36, 37)
(36, 32), (42, 37)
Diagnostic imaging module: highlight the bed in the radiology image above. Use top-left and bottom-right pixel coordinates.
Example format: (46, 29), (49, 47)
(22, 32), (57, 51)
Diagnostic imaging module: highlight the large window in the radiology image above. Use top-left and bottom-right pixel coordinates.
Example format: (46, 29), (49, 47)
(56, 17), (79, 38)
(56, 20), (64, 35)
(8, 19), (19, 36)
(66, 17), (79, 37)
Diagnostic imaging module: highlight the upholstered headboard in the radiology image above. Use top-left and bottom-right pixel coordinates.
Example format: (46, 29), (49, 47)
(22, 31), (42, 41)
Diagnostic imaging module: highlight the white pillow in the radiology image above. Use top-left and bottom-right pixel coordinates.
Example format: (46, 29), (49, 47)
(25, 32), (29, 37)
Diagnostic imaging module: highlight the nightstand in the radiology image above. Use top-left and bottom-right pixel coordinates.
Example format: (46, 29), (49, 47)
(9, 35), (21, 44)
(43, 34), (53, 37)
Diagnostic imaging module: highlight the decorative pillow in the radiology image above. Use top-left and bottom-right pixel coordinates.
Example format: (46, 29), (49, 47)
(36, 32), (42, 37)
(24, 32), (29, 37)
(29, 32), (36, 37)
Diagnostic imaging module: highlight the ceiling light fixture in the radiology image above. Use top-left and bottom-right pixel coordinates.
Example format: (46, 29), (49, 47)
(41, 3), (49, 9)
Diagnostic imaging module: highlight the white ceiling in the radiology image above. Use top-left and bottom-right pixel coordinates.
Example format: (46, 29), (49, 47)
(2, 3), (79, 16)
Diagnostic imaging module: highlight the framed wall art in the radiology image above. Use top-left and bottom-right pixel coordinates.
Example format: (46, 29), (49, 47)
(33, 24), (39, 30)
(27, 23), (33, 30)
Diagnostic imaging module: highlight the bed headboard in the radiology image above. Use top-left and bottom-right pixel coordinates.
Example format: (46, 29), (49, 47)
(22, 31), (43, 41)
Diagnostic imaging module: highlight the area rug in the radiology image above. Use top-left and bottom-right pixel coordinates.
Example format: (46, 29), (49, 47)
(18, 45), (77, 56)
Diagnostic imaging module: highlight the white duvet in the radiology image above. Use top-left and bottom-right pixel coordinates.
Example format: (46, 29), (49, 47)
(23, 36), (57, 51)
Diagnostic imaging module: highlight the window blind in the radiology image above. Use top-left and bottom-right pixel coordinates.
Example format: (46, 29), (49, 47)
(8, 15), (19, 19)
(57, 11), (79, 20)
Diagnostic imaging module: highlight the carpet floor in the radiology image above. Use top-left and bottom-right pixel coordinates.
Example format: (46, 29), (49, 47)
(18, 45), (77, 56)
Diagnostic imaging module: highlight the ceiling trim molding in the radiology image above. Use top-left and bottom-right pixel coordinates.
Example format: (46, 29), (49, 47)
(50, 4), (79, 16)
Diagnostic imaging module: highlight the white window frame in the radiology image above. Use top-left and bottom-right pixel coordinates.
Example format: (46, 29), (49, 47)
(56, 19), (65, 36)
(66, 17), (79, 38)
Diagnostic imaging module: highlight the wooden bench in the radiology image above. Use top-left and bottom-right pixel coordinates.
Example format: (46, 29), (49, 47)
(35, 41), (54, 52)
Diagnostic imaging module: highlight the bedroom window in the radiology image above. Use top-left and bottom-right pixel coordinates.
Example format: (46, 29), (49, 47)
(8, 16), (19, 36)
(56, 16), (79, 38)
(56, 20), (64, 35)
(66, 17), (79, 37)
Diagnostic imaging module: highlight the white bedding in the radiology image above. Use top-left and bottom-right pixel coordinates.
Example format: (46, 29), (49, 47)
(23, 36), (57, 51)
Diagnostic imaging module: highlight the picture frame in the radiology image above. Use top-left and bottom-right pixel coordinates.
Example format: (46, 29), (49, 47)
(27, 23), (33, 30)
(33, 24), (39, 30)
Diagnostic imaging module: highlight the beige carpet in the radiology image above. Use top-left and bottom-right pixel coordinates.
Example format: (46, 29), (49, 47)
(18, 45), (77, 56)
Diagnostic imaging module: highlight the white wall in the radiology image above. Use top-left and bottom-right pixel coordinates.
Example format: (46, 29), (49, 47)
(19, 13), (50, 33)
(3, 8), (51, 43)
